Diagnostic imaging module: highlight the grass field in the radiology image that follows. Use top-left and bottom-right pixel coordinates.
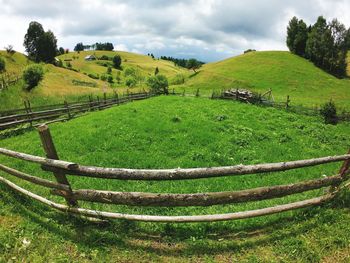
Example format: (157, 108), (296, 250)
(0, 50), (189, 111)
(0, 96), (349, 262)
(180, 51), (350, 109)
(58, 50), (189, 84)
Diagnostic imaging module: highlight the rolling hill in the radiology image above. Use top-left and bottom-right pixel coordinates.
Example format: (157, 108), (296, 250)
(57, 50), (188, 82)
(183, 51), (350, 109)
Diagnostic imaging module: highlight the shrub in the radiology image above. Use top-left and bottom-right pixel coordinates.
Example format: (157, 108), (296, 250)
(244, 49), (256, 54)
(113, 55), (122, 68)
(99, 55), (111, 61)
(88, 73), (99, 79)
(107, 75), (113, 83)
(107, 66), (112, 74)
(171, 73), (185, 85)
(320, 100), (338, 125)
(0, 57), (5, 72)
(146, 74), (169, 94)
(23, 64), (44, 91)
(100, 74), (108, 81)
(124, 67), (136, 77)
(125, 76), (137, 87)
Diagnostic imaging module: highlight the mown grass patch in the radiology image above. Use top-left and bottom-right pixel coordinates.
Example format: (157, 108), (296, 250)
(0, 96), (349, 262)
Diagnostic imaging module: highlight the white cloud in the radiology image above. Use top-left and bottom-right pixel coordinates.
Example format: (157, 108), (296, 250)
(0, 0), (349, 61)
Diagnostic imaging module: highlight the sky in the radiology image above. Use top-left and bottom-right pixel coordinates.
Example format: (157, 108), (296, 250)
(0, 0), (349, 62)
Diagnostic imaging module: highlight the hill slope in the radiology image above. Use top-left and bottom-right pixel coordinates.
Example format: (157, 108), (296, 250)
(58, 50), (188, 82)
(184, 51), (350, 108)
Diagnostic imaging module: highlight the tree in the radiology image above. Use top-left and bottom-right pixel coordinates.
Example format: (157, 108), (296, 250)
(37, 30), (57, 63)
(287, 17), (308, 56)
(4, 45), (15, 55)
(24, 21), (45, 61)
(146, 75), (169, 94)
(23, 64), (44, 91)
(23, 21), (57, 63)
(113, 55), (122, 68)
(186, 58), (202, 72)
(74, 42), (84, 52)
(58, 47), (65, 55)
(320, 100), (338, 125)
(154, 67), (159, 75)
(0, 57), (5, 72)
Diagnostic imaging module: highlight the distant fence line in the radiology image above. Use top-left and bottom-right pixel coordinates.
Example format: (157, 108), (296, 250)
(0, 73), (22, 91)
(0, 91), (154, 131)
(174, 88), (350, 122)
(0, 124), (349, 223)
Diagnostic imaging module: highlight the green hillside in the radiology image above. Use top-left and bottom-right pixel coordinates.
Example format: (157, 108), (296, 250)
(183, 51), (350, 109)
(58, 50), (189, 83)
(0, 50), (30, 75)
(0, 96), (349, 262)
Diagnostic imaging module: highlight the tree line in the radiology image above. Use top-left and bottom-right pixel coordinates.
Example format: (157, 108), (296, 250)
(160, 56), (205, 71)
(74, 42), (114, 52)
(287, 16), (350, 77)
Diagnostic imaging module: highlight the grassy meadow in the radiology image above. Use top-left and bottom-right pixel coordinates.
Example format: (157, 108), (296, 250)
(181, 51), (350, 109)
(0, 96), (350, 262)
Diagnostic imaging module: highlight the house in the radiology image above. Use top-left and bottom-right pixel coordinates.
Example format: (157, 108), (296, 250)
(84, 55), (96, 61)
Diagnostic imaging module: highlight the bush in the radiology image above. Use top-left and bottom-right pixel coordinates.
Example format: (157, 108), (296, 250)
(107, 66), (112, 74)
(0, 57), (5, 72)
(320, 100), (338, 125)
(23, 64), (44, 91)
(107, 75), (113, 83)
(88, 73), (99, 80)
(113, 55), (122, 68)
(125, 76), (137, 87)
(100, 74), (108, 81)
(146, 75), (169, 94)
(171, 73), (185, 85)
(99, 55), (111, 61)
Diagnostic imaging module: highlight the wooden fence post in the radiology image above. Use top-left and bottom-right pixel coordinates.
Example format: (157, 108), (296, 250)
(286, 95), (290, 110)
(88, 95), (93, 111)
(37, 125), (78, 207)
(64, 100), (71, 119)
(24, 101), (33, 127)
(195, 88), (200, 97)
(97, 96), (101, 110)
(103, 92), (107, 105)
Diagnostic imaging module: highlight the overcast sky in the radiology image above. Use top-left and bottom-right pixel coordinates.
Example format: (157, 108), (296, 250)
(0, 0), (349, 62)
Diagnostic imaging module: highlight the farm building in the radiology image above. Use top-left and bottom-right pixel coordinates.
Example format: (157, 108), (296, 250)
(84, 55), (96, 61)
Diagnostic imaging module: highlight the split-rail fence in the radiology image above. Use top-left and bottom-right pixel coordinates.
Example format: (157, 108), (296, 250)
(0, 124), (349, 223)
(0, 91), (152, 131)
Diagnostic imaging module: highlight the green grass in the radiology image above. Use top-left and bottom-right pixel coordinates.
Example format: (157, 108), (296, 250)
(58, 50), (189, 85)
(180, 51), (350, 110)
(0, 96), (349, 262)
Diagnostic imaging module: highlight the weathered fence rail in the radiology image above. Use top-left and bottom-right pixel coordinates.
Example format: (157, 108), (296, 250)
(0, 124), (349, 223)
(0, 91), (153, 131)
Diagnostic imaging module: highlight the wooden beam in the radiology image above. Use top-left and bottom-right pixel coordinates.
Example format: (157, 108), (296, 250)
(0, 175), (335, 223)
(53, 175), (342, 207)
(0, 164), (69, 191)
(0, 146), (350, 181)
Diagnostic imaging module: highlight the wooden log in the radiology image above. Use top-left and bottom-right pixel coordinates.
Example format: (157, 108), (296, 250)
(0, 175), (335, 223)
(53, 175), (342, 207)
(1, 146), (350, 181)
(0, 164), (69, 191)
(38, 125), (78, 207)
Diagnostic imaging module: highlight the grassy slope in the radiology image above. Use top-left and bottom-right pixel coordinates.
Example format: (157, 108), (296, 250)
(0, 96), (349, 262)
(0, 51), (30, 75)
(182, 51), (350, 109)
(58, 50), (188, 81)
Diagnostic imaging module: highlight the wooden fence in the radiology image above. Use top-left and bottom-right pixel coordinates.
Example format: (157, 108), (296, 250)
(0, 91), (153, 131)
(0, 124), (349, 223)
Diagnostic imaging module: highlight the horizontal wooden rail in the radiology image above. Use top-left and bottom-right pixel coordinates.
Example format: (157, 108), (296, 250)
(1, 147), (349, 180)
(0, 175), (336, 223)
(52, 175), (342, 206)
(0, 164), (69, 191)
